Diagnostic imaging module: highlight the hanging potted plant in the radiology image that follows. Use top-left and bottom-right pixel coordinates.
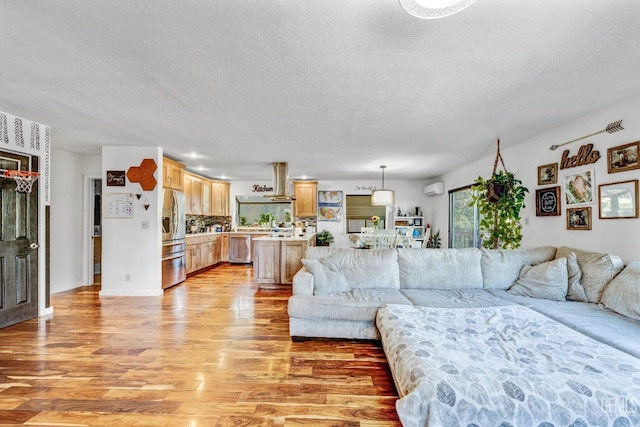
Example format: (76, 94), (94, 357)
(470, 139), (529, 249)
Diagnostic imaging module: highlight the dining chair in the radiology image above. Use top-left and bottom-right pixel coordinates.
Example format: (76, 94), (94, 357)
(373, 229), (398, 249)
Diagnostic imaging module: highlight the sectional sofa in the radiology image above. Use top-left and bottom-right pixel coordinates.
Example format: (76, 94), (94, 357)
(287, 246), (640, 426)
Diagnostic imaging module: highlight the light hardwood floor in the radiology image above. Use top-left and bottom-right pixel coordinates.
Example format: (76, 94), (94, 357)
(0, 264), (401, 426)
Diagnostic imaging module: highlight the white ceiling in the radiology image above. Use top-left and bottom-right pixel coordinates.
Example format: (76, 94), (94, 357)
(1, 1), (640, 181)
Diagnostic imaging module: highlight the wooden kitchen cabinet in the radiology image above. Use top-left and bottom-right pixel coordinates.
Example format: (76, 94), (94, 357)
(253, 237), (312, 287)
(211, 180), (230, 216)
(220, 234), (229, 262)
(280, 239), (307, 284)
(253, 239), (281, 284)
(162, 157), (185, 191)
(201, 180), (212, 216)
(186, 234), (224, 275)
(293, 181), (318, 218)
(184, 173), (203, 215)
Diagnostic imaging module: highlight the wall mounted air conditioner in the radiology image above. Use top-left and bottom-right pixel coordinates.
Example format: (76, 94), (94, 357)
(424, 182), (444, 196)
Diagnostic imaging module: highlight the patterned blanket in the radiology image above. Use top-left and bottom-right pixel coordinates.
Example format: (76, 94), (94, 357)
(376, 304), (640, 427)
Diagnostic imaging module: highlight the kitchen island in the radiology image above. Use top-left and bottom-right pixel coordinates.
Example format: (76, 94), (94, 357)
(253, 234), (315, 288)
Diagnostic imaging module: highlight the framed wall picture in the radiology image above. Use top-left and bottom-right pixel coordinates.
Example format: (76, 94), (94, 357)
(598, 179), (639, 219)
(318, 191), (343, 205)
(537, 163), (558, 185)
(106, 170), (126, 186)
(318, 206), (342, 222)
(607, 141), (639, 174)
(535, 186), (561, 216)
(564, 169), (594, 206)
(566, 206), (592, 230)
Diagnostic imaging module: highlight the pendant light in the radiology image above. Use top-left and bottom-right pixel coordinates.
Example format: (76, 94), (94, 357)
(398, 0), (478, 20)
(371, 165), (395, 206)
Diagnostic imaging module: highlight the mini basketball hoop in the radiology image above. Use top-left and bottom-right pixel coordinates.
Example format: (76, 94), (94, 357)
(3, 170), (40, 193)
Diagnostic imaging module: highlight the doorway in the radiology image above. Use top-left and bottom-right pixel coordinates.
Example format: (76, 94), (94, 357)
(0, 150), (39, 328)
(91, 179), (101, 285)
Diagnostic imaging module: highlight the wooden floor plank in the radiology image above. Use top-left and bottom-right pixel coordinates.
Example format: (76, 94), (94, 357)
(0, 264), (401, 426)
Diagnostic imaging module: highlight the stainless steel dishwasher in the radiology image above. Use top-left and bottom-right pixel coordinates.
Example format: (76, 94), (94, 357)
(229, 234), (252, 263)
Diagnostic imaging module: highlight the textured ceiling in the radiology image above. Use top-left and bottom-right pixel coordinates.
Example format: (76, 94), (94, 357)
(1, 1), (640, 181)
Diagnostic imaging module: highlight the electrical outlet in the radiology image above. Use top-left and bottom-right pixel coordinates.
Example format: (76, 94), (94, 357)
(523, 217), (530, 226)
(125, 274), (131, 282)
(141, 221), (149, 229)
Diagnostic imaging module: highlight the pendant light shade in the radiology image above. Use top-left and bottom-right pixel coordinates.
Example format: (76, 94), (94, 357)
(398, 0), (478, 19)
(371, 165), (395, 206)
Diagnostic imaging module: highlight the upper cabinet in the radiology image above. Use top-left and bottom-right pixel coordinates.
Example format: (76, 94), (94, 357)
(185, 172), (230, 216)
(293, 181), (318, 218)
(162, 157), (185, 191)
(184, 173), (203, 215)
(211, 180), (230, 216)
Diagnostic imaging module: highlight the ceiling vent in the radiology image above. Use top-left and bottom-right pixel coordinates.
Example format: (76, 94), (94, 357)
(268, 162), (295, 201)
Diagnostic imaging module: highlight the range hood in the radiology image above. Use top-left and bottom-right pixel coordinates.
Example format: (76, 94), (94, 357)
(266, 162), (295, 201)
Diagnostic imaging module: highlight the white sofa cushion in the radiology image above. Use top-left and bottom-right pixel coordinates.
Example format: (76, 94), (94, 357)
(508, 257), (568, 301)
(481, 246), (557, 290)
(398, 248), (483, 290)
(555, 246), (624, 303)
(601, 261), (640, 321)
(288, 288), (411, 322)
(303, 248), (400, 289)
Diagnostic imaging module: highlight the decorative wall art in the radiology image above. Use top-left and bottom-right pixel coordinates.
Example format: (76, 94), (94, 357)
(106, 170), (126, 186)
(607, 141), (639, 174)
(566, 206), (592, 230)
(318, 190), (343, 222)
(535, 186), (561, 216)
(103, 193), (134, 218)
(126, 158), (157, 191)
(318, 191), (343, 205)
(537, 163), (558, 185)
(598, 179), (639, 219)
(318, 206), (342, 222)
(564, 169), (594, 206)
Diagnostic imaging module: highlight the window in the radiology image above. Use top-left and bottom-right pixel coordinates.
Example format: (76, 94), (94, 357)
(345, 195), (386, 233)
(449, 185), (480, 248)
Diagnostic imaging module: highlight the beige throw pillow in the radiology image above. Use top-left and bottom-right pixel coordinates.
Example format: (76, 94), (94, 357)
(601, 262), (640, 321)
(566, 252), (588, 302)
(555, 246), (624, 303)
(508, 257), (568, 301)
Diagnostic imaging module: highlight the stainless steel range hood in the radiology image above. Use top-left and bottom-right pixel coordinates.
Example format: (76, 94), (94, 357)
(266, 162), (295, 201)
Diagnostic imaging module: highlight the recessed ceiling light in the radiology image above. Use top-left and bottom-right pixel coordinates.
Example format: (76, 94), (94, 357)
(195, 166), (208, 171)
(185, 152), (201, 159)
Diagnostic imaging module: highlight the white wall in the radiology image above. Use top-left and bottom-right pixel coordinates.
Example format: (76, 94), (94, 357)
(50, 148), (85, 293)
(100, 147), (163, 296)
(427, 92), (640, 263)
(49, 150), (101, 294)
(230, 178), (429, 247)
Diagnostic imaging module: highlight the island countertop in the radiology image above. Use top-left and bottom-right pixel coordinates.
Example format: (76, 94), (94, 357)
(252, 234), (315, 242)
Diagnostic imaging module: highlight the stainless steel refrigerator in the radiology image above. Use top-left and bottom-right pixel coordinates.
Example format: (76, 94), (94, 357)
(161, 189), (186, 289)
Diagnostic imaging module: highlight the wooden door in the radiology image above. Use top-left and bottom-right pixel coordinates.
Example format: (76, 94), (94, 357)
(201, 180), (211, 216)
(0, 153), (39, 329)
(253, 240), (280, 284)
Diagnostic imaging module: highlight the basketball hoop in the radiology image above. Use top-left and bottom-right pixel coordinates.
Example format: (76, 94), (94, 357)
(3, 170), (40, 193)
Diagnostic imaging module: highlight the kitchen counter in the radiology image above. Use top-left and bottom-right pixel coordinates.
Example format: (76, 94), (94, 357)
(252, 234), (314, 241)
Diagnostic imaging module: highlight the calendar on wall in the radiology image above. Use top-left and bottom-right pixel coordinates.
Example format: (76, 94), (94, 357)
(103, 193), (134, 218)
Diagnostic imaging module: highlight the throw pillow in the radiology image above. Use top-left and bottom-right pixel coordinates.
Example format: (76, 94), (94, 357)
(302, 258), (351, 296)
(601, 262), (640, 321)
(566, 252), (588, 302)
(555, 246), (624, 303)
(508, 257), (568, 301)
